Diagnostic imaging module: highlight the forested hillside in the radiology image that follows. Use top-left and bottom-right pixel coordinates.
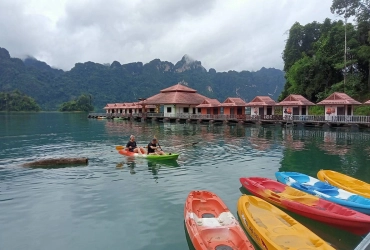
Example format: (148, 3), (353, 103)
(0, 49), (285, 111)
(280, 0), (370, 102)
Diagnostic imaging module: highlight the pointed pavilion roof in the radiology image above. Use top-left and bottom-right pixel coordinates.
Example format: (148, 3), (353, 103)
(276, 94), (315, 106)
(363, 100), (370, 105)
(317, 92), (361, 105)
(246, 96), (276, 106)
(143, 83), (209, 105)
(160, 84), (197, 93)
(103, 103), (126, 109)
(196, 98), (221, 108)
(219, 97), (247, 107)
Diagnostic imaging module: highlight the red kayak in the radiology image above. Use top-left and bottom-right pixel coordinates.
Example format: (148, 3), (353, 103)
(184, 190), (254, 250)
(240, 177), (370, 235)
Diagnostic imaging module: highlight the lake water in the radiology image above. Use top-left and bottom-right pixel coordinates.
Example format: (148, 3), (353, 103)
(1, 112), (369, 250)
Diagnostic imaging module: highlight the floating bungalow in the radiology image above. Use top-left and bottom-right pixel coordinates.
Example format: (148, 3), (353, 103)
(246, 96), (276, 117)
(140, 84), (208, 117)
(317, 92), (361, 121)
(219, 98), (247, 118)
(276, 94), (315, 119)
(196, 99), (221, 115)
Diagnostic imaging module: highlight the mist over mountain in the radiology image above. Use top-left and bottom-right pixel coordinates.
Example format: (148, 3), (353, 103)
(0, 47), (285, 110)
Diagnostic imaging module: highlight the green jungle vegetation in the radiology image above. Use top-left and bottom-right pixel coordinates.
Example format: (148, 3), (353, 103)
(280, 0), (370, 105)
(59, 94), (94, 112)
(0, 47), (285, 111)
(0, 90), (40, 111)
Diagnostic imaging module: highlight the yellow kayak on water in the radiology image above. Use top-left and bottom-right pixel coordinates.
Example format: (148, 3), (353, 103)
(318, 170), (370, 199)
(237, 195), (335, 250)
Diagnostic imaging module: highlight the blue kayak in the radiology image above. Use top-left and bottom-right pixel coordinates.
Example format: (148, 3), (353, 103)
(275, 171), (370, 215)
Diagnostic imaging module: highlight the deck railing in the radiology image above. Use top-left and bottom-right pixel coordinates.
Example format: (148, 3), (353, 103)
(89, 113), (370, 124)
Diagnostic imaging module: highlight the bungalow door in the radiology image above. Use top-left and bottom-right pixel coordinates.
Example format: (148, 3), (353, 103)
(237, 107), (243, 115)
(337, 107), (345, 115)
(213, 108), (218, 115)
(259, 107), (264, 116)
(266, 106), (272, 115)
(230, 108), (235, 115)
(293, 107), (299, 115)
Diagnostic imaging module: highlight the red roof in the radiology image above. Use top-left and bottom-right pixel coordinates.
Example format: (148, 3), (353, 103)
(144, 83), (209, 105)
(364, 100), (370, 105)
(276, 94), (315, 106)
(219, 97), (247, 107)
(160, 84), (197, 93)
(317, 92), (361, 105)
(103, 103), (126, 109)
(246, 96), (276, 106)
(196, 98), (221, 108)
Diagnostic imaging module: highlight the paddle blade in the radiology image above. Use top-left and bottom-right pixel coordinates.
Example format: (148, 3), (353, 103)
(115, 145), (124, 150)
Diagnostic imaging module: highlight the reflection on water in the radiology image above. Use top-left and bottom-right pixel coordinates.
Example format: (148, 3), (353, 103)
(1, 113), (370, 250)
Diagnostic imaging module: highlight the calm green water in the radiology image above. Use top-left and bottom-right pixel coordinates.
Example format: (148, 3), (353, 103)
(1, 113), (370, 250)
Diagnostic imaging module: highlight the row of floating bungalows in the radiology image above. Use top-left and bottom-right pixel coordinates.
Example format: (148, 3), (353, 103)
(89, 84), (370, 126)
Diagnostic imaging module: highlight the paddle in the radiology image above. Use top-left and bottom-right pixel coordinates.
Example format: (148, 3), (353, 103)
(153, 135), (163, 151)
(115, 145), (148, 150)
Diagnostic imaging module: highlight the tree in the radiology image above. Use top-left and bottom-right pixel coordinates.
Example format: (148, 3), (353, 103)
(331, 0), (370, 90)
(59, 94), (94, 112)
(0, 90), (40, 111)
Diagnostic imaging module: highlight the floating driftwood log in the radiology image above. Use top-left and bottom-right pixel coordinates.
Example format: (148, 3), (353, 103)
(23, 157), (88, 167)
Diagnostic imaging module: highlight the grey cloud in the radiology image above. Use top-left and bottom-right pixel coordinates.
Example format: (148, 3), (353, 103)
(0, 0), (337, 72)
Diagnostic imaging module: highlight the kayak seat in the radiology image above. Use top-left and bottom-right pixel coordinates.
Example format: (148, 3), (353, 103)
(202, 213), (215, 218)
(347, 195), (370, 204)
(215, 245), (233, 250)
(313, 181), (336, 190)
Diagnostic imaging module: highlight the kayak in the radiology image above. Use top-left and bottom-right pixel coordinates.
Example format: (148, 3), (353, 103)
(118, 149), (179, 160)
(240, 177), (370, 235)
(276, 172), (370, 215)
(184, 190), (254, 250)
(237, 195), (335, 250)
(318, 170), (370, 199)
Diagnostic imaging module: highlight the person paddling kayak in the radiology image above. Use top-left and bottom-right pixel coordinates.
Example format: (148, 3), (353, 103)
(147, 138), (165, 155)
(126, 135), (146, 154)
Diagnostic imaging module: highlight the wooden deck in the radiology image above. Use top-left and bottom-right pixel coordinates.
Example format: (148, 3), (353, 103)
(88, 112), (370, 128)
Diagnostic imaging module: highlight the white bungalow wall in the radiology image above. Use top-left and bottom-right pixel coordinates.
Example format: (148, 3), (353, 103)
(250, 106), (275, 116)
(324, 105), (354, 120)
(163, 105), (200, 117)
(282, 106), (309, 116)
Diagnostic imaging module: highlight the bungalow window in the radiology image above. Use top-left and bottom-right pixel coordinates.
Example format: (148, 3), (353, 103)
(198, 108), (201, 113)
(149, 108), (155, 113)
(207, 108), (211, 114)
(220, 107), (224, 114)
(167, 107), (172, 113)
(183, 107), (189, 113)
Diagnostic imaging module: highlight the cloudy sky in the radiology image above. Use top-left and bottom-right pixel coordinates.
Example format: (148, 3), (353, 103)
(0, 0), (339, 72)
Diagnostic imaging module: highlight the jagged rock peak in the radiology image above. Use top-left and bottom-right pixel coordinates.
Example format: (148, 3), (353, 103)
(175, 54), (206, 73)
(0, 47), (11, 59)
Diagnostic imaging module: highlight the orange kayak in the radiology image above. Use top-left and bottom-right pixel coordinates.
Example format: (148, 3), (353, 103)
(184, 190), (254, 250)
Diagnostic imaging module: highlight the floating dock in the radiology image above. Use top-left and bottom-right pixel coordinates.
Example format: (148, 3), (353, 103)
(88, 112), (370, 129)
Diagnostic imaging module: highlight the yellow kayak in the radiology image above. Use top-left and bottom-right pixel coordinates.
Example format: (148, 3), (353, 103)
(237, 195), (335, 250)
(318, 170), (370, 199)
